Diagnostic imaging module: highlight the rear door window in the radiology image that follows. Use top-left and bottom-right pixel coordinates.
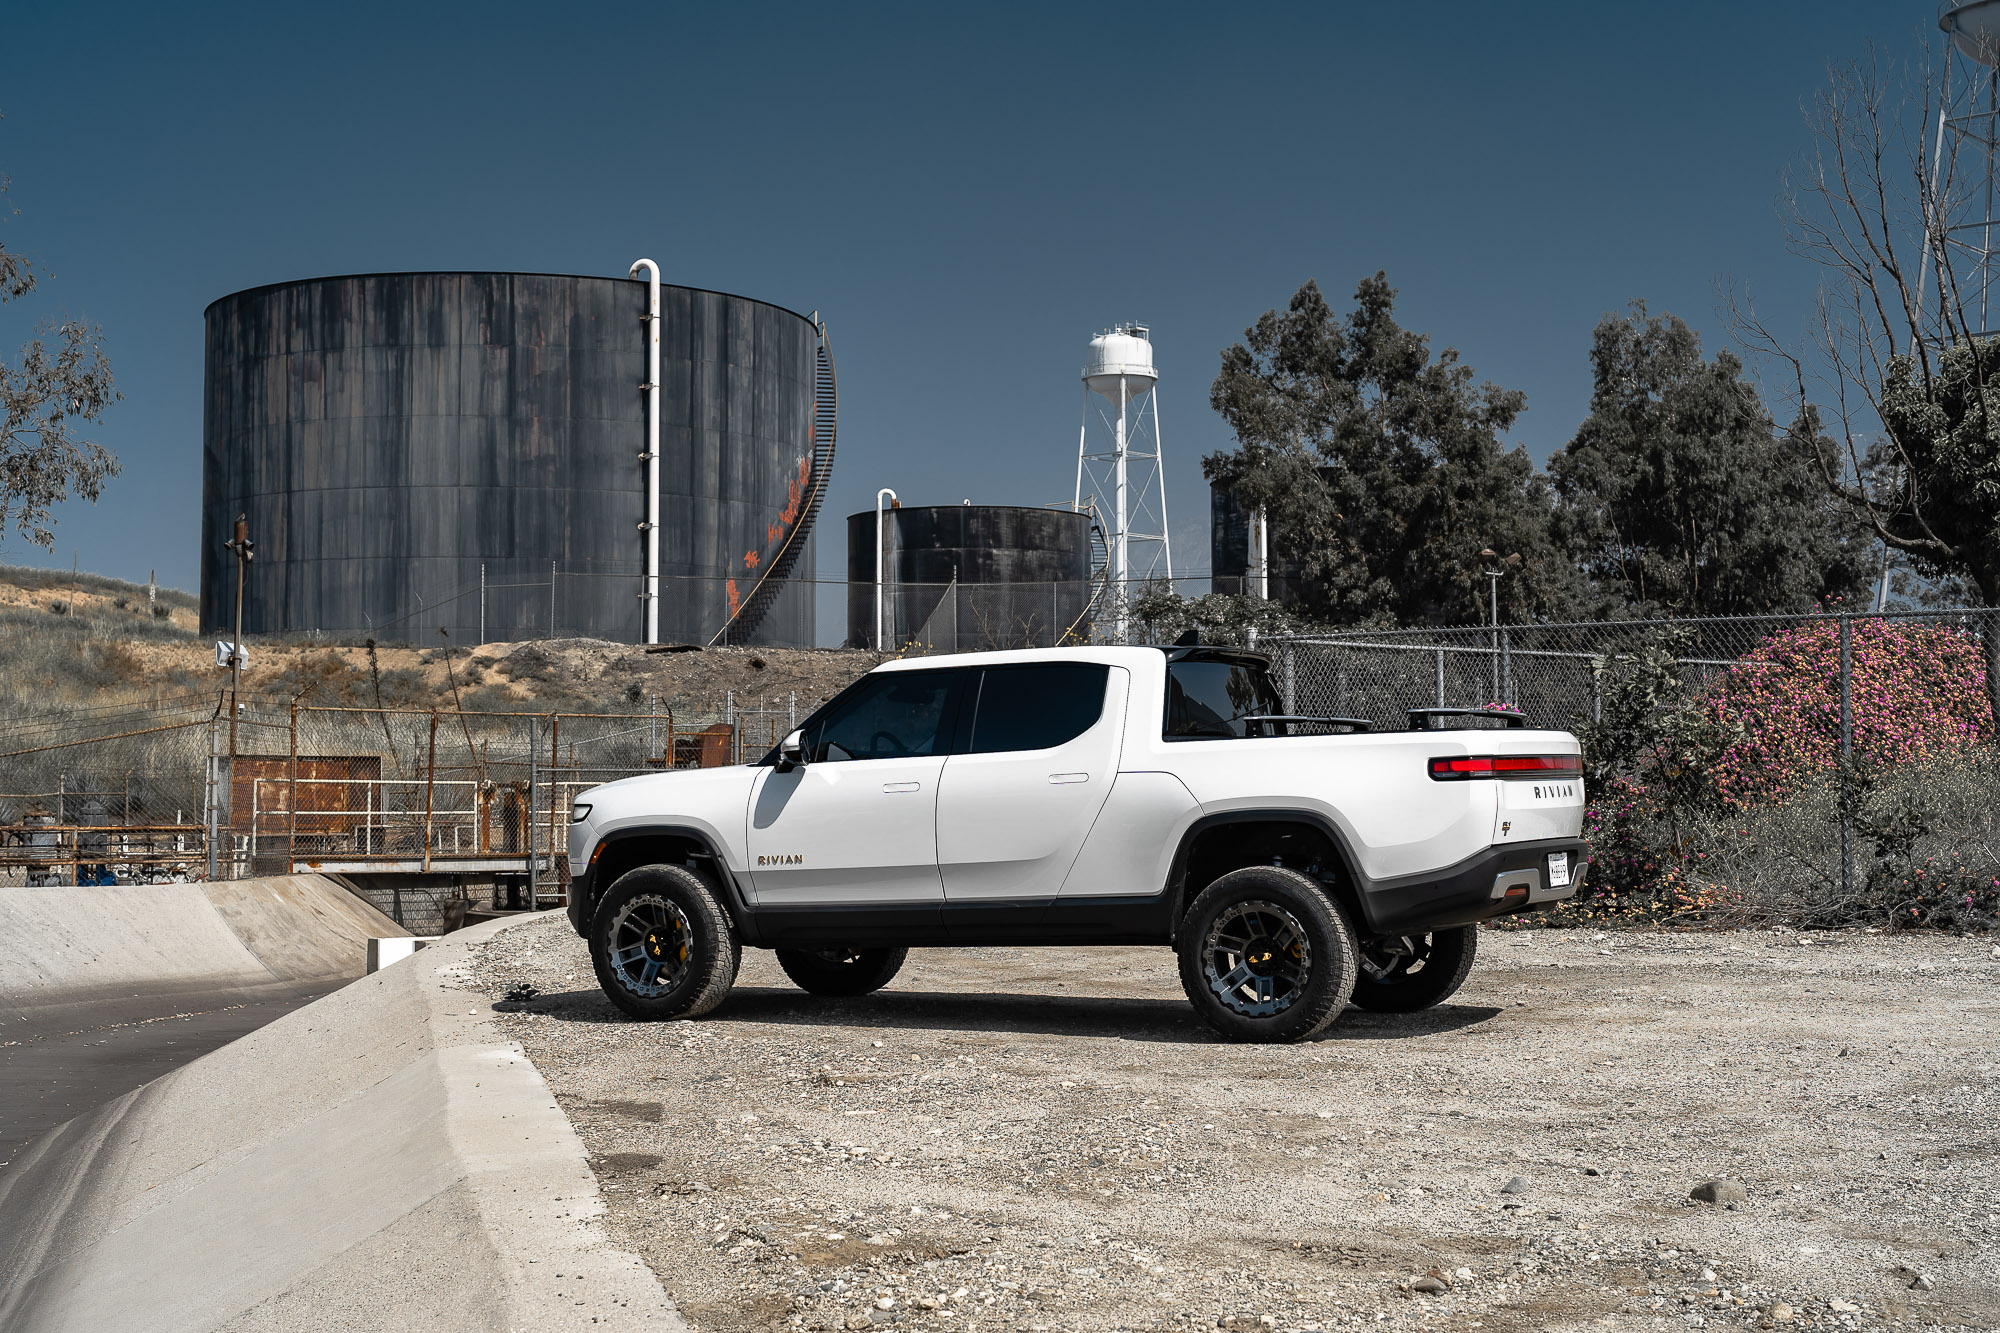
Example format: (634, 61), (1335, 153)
(1164, 658), (1282, 740)
(966, 664), (1109, 754)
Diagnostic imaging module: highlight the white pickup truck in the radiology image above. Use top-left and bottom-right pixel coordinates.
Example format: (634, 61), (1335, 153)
(566, 643), (1586, 1043)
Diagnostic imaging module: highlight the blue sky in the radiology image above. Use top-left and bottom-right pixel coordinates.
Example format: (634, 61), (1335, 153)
(0, 0), (1939, 618)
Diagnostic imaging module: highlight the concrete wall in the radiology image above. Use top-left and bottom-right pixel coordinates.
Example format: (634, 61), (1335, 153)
(0, 875), (406, 1044)
(201, 272), (817, 646)
(0, 916), (673, 1332)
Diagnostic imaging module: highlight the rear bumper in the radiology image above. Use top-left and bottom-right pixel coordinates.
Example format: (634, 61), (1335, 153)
(1357, 837), (1587, 936)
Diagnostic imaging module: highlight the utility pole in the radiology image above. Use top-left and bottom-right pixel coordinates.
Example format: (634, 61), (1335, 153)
(224, 516), (255, 764)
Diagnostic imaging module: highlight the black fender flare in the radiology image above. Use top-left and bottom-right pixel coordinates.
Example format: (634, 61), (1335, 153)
(570, 825), (760, 943)
(1162, 808), (1378, 939)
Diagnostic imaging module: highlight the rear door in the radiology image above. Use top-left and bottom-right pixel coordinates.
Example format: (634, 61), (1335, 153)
(936, 663), (1126, 903)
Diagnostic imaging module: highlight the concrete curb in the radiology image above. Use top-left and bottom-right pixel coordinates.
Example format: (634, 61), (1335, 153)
(0, 912), (682, 1332)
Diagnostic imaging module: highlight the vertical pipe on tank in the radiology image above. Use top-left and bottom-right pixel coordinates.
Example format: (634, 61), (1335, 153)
(1155, 387), (1173, 585)
(629, 259), (662, 644)
(1252, 508), (1269, 600)
(875, 488), (898, 650)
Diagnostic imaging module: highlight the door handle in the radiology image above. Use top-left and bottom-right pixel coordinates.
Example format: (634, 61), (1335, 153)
(1048, 772), (1089, 784)
(882, 781), (921, 793)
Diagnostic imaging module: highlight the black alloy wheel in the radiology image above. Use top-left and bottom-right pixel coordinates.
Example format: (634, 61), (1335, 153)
(1350, 925), (1478, 1012)
(589, 863), (739, 1020)
(1175, 865), (1358, 1043)
(775, 946), (908, 997)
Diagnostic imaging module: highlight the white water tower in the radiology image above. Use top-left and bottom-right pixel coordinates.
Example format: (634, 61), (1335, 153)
(1073, 323), (1173, 640)
(1934, 2), (2000, 335)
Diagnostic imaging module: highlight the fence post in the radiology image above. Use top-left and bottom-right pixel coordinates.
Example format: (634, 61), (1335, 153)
(649, 693), (658, 762)
(1435, 647), (1446, 708)
(205, 713), (220, 882)
(1501, 627), (1513, 706)
(287, 701), (299, 876)
(527, 716), (540, 904)
(789, 691), (797, 730)
(1839, 616), (1853, 902)
(422, 711), (439, 875)
(549, 715), (562, 896)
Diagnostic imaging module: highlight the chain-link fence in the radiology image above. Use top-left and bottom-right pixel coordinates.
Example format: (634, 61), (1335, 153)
(232, 571), (1239, 650)
(1266, 607), (2000, 736)
(1269, 608), (2000, 920)
(11, 605), (2000, 929)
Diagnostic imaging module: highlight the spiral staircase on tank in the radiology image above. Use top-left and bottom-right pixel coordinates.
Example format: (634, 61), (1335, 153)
(709, 317), (838, 646)
(1058, 502), (1113, 645)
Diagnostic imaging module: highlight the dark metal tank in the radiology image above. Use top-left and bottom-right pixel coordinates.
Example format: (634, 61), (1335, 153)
(845, 504), (1093, 651)
(201, 272), (817, 645)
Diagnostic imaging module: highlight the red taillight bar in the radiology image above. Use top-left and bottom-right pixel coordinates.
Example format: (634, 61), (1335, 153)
(1428, 754), (1583, 780)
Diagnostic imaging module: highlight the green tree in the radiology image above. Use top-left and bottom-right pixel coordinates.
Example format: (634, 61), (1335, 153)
(1551, 304), (1873, 617)
(1207, 273), (1578, 627)
(0, 119), (120, 551)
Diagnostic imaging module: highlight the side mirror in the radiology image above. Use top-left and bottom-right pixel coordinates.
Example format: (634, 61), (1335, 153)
(776, 729), (806, 772)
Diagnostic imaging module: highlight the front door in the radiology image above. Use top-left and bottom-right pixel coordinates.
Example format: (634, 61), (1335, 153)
(746, 668), (963, 908)
(936, 663), (1127, 902)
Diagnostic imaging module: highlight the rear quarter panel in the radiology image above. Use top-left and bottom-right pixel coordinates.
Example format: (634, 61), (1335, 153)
(1160, 734), (1496, 883)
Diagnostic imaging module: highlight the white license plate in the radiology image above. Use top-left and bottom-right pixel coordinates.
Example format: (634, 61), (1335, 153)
(1546, 852), (1571, 888)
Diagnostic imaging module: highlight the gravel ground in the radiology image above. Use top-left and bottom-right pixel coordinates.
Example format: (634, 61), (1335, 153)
(458, 919), (2000, 1333)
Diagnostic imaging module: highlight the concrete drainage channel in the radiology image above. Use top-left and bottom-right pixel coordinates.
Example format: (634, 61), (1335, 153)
(0, 881), (680, 1331)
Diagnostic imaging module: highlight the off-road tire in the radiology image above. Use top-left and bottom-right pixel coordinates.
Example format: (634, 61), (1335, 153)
(1176, 865), (1359, 1043)
(775, 947), (909, 997)
(1351, 925), (1477, 1012)
(589, 863), (739, 1021)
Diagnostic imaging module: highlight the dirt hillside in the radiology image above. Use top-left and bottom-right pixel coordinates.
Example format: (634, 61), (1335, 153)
(0, 565), (882, 720)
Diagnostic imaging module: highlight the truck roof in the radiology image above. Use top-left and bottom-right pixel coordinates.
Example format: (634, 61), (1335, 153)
(872, 644), (1278, 672)
(873, 645), (1175, 673)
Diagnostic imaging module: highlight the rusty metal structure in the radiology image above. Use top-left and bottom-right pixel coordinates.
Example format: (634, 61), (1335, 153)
(200, 272), (825, 646)
(0, 697), (804, 908)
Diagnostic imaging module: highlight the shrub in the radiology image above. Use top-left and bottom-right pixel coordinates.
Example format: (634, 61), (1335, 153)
(1563, 620), (1999, 930)
(1129, 586), (1314, 646)
(1703, 619), (1991, 807)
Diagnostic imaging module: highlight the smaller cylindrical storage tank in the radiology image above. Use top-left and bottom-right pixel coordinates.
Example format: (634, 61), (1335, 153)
(846, 505), (1093, 651)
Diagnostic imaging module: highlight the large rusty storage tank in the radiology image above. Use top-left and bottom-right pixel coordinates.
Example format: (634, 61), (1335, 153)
(201, 272), (826, 645)
(845, 504), (1093, 651)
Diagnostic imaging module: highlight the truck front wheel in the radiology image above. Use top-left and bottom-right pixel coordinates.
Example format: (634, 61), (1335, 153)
(1351, 925), (1477, 1012)
(1176, 865), (1358, 1043)
(589, 864), (740, 1021)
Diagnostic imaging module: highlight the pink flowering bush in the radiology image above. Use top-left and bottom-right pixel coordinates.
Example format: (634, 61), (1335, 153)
(1703, 619), (1991, 807)
(1543, 620), (2000, 931)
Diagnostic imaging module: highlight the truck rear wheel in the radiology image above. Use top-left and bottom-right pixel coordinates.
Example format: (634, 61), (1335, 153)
(1176, 865), (1358, 1043)
(775, 947), (908, 997)
(589, 864), (740, 1021)
(1351, 925), (1477, 1012)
